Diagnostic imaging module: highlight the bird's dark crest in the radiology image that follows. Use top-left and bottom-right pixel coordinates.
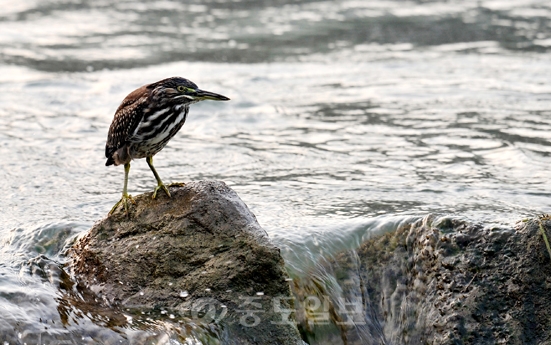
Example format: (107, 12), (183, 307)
(146, 77), (198, 91)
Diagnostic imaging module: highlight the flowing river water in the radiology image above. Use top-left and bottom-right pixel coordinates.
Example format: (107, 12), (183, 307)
(1, 0), (551, 343)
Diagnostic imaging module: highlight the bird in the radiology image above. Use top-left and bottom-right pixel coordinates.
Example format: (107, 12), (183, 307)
(105, 76), (230, 214)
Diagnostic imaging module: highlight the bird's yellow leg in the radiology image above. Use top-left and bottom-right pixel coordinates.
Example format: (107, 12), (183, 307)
(146, 156), (171, 199)
(109, 162), (135, 215)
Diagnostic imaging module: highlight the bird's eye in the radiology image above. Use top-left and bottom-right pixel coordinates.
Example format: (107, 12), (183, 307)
(177, 86), (186, 92)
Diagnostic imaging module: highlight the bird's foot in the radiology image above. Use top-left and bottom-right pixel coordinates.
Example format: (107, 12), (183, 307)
(152, 183), (171, 199)
(169, 182), (186, 187)
(109, 194), (135, 216)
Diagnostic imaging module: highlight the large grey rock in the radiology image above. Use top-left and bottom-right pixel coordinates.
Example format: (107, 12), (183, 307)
(293, 215), (551, 345)
(70, 180), (303, 345)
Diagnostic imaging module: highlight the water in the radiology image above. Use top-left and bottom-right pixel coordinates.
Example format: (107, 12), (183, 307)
(1, 0), (551, 343)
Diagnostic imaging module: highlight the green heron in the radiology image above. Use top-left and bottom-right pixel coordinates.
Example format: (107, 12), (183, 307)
(105, 77), (230, 214)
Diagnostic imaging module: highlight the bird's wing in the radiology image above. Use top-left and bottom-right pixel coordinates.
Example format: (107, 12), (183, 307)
(105, 86), (149, 158)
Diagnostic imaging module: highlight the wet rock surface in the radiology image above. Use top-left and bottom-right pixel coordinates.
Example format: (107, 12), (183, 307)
(365, 216), (551, 345)
(70, 180), (302, 345)
(310, 215), (551, 345)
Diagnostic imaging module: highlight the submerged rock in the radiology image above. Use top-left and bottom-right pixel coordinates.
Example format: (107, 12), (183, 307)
(362, 216), (551, 345)
(293, 215), (551, 345)
(70, 180), (303, 345)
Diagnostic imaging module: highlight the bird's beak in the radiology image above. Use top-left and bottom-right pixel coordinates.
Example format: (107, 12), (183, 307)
(194, 89), (230, 101)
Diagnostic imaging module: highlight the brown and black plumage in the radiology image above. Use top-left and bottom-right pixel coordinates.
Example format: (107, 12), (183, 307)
(106, 77), (229, 214)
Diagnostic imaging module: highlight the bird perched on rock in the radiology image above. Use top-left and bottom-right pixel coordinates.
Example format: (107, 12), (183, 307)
(105, 77), (230, 214)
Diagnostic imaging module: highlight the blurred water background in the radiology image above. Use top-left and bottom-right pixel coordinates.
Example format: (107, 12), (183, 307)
(1, 0), (551, 343)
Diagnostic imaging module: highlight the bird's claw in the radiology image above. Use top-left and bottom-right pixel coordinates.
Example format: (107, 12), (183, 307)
(152, 183), (171, 199)
(109, 194), (135, 216)
(169, 182), (186, 187)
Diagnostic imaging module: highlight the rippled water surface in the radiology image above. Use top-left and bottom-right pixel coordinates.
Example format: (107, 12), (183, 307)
(1, 0), (551, 343)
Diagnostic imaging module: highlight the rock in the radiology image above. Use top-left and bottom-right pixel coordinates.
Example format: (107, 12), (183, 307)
(69, 180), (303, 345)
(292, 215), (551, 345)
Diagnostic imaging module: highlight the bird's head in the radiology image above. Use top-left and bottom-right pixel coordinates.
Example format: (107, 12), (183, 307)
(149, 77), (230, 104)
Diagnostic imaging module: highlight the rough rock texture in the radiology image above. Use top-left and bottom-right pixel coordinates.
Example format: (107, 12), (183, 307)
(70, 180), (302, 345)
(361, 215), (551, 345)
(299, 215), (551, 345)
